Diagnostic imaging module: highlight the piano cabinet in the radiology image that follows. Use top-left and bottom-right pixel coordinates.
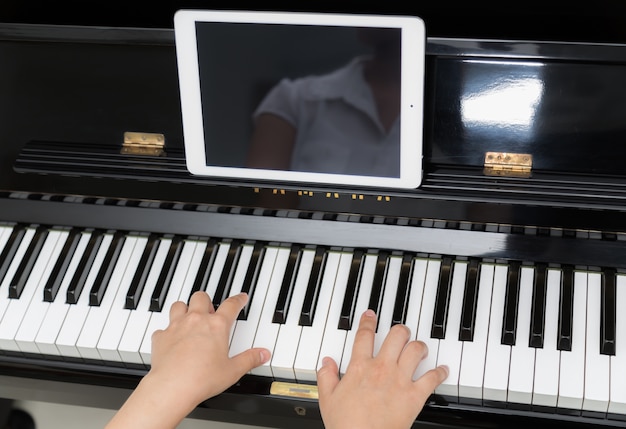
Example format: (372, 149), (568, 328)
(2, 13), (626, 429)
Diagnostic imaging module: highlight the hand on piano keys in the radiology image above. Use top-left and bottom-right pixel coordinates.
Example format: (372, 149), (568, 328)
(105, 291), (271, 429)
(317, 309), (449, 429)
(105, 289), (447, 429)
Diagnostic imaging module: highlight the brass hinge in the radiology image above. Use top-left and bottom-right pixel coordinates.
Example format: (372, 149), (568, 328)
(484, 152), (532, 178)
(121, 132), (165, 156)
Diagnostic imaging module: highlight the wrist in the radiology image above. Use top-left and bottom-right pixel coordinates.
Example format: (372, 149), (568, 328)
(140, 371), (200, 416)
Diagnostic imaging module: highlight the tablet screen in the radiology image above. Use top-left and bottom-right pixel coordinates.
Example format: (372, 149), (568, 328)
(175, 10), (425, 189)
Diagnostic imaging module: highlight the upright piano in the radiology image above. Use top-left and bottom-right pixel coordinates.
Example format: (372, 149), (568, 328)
(1, 4), (626, 429)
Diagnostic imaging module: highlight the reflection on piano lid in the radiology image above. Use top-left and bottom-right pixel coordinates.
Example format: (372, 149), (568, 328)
(3, 18), (626, 429)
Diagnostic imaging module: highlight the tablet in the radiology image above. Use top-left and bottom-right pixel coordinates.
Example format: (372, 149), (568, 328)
(174, 9), (426, 189)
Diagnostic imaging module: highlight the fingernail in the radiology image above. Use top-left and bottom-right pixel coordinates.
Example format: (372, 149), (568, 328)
(364, 309), (376, 318)
(322, 357), (332, 367)
(260, 349), (271, 363)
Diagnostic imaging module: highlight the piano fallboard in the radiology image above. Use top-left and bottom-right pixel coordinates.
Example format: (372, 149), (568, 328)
(2, 197), (626, 270)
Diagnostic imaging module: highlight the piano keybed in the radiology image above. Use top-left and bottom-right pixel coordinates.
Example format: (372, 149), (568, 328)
(0, 209), (625, 422)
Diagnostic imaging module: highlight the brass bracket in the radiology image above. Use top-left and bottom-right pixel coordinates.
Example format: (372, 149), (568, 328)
(270, 381), (318, 399)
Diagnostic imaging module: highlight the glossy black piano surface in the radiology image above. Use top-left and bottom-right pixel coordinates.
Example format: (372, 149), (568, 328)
(2, 3), (626, 429)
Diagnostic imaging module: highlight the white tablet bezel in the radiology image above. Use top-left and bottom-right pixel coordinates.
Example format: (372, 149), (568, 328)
(174, 9), (426, 189)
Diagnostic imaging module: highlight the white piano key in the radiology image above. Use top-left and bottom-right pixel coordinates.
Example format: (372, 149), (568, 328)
(118, 239), (199, 365)
(228, 247), (278, 358)
(250, 247), (291, 377)
(413, 258), (442, 380)
(176, 240), (209, 304)
(458, 263), (495, 400)
(204, 242), (231, 299)
(404, 258), (427, 344)
(436, 260), (468, 398)
(507, 266), (535, 405)
(139, 239), (209, 365)
(0, 227), (36, 322)
(609, 274), (626, 415)
(14, 230), (69, 353)
(34, 231), (93, 356)
(532, 268), (561, 407)
(227, 243), (255, 288)
(372, 254), (402, 356)
(294, 251), (341, 382)
(483, 264), (510, 402)
(223, 243), (254, 342)
(339, 253), (378, 375)
(315, 251), (353, 374)
(55, 233), (113, 358)
(583, 271), (610, 413)
(98, 236), (166, 362)
(0, 230), (63, 352)
(270, 248), (314, 380)
(75, 236), (141, 360)
(0, 225), (11, 253)
(557, 271), (587, 410)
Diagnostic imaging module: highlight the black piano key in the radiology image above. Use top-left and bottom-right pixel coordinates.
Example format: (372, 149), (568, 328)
(66, 230), (104, 304)
(557, 265), (575, 351)
(299, 246), (328, 326)
(459, 257), (480, 341)
(9, 226), (49, 299)
(88, 231), (126, 306)
(338, 249), (365, 330)
(501, 260), (521, 345)
(391, 253), (414, 326)
(368, 251), (389, 329)
(431, 256), (454, 339)
(44, 228), (82, 302)
(0, 225), (26, 285)
(272, 244), (302, 324)
(125, 234), (160, 309)
(149, 236), (184, 312)
(600, 267), (617, 355)
(240, 242), (265, 295)
(212, 240), (243, 308)
(189, 238), (219, 298)
(368, 251), (389, 312)
(529, 263), (548, 348)
(238, 241), (266, 320)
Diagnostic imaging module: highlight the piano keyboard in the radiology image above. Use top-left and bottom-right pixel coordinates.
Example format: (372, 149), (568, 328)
(0, 222), (625, 418)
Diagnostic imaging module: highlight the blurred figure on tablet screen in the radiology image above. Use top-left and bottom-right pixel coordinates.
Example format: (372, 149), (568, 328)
(246, 28), (402, 178)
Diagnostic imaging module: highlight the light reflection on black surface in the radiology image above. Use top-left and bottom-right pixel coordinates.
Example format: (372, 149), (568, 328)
(430, 57), (626, 175)
(460, 60), (544, 146)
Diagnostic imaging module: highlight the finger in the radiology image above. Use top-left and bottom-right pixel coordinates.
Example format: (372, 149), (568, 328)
(188, 290), (214, 313)
(398, 340), (428, 377)
(376, 323), (411, 362)
(151, 328), (164, 344)
(169, 300), (188, 321)
(350, 309), (377, 361)
(229, 347), (271, 376)
(414, 365), (449, 397)
(316, 356), (340, 404)
(215, 292), (248, 323)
